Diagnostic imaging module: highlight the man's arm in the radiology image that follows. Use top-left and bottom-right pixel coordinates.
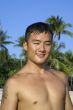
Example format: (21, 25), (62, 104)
(0, 78), (18, 110)
(65, 78), (73, 110)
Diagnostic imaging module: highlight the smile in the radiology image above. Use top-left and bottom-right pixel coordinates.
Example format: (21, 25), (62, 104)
(36, 53), (46, 58)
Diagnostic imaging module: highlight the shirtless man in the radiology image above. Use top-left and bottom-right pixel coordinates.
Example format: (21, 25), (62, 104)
(0, 22), (73, 110)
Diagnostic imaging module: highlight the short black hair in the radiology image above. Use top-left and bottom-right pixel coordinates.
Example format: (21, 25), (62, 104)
(25, 22), (53, 42)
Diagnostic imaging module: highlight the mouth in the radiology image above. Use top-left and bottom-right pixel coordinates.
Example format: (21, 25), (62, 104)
(36, 53), (46, 58)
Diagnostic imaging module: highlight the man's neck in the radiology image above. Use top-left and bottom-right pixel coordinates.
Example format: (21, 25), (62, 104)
(25, 60), (46, 75)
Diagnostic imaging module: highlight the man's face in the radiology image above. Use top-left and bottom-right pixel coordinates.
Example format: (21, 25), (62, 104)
(24, 32), (52, 65)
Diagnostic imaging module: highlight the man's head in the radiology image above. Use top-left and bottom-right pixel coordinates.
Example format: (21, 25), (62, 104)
(23, 22), (53, 65)
(25, 22), (53, 42)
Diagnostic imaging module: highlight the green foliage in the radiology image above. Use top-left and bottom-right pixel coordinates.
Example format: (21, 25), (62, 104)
(46, 16), (73, 76)
(48, 41), (73, 76)
(46, 16), (73, 40)
(15, 36), (25, 47)
(0, 29), (13, 50)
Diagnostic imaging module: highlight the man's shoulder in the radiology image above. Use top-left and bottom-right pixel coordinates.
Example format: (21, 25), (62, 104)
(2, 76), (18, 96)
(49, 69), (67, 83)
(6, 69), (30, 86)
(4, 75), (19, 90)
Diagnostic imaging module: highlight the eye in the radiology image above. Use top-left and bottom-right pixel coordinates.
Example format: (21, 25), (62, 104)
(45, 43), (51, 46)
(33, 42), (40, 45)
(45, 41), (52, 46)
(34, 43), (39, 44)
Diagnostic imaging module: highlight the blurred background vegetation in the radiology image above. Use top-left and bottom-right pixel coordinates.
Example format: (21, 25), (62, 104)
(0, 16), (73, 87)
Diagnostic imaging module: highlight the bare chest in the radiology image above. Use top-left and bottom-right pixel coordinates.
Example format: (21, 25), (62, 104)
(18, 74), (66, 105)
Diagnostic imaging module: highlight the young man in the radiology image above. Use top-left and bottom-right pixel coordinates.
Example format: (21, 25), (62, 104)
(0, 22), (73, 110)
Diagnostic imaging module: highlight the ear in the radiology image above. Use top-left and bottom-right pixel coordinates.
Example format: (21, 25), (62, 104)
(23, 42), (27, 51)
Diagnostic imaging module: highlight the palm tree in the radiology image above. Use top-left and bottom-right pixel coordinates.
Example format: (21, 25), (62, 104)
(0, 30), (13, 61)
(46, 16), (73, 40)
(46, 16), (73, 76)
(15, 35), (25, 56)
(48, 41), (65, 70)
(65, 50), (73, 62)
(0, 30), (13, 51)
(48, 41), (73, 76)
(15, 36), (27, 67)
(15, 36), (25, 47)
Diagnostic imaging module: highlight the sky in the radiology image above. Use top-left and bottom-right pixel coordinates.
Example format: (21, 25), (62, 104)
(0, 0), (73, 58)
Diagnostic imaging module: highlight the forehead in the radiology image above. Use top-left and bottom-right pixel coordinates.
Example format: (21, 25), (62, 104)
(28, 32), (52, 41)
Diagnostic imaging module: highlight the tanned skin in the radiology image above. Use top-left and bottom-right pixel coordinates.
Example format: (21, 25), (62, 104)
(0, 32), (73, 110)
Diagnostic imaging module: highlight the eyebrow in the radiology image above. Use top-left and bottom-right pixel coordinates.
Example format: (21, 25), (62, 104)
(32, 40), (40, 42)
(45, 41), (52, 43)
(32, 40), (52, 42)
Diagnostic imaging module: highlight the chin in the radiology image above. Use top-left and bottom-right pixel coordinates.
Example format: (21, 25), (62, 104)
(34, 59), (47, 65)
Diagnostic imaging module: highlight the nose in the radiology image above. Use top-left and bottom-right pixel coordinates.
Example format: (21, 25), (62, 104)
(39, 43), (45, 52)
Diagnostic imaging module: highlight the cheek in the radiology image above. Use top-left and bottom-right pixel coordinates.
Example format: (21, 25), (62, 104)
(46, 46), (51, 53)
(27, 45), (36, 56)
(30, 46), (36, 52)
(27, 44), (35, 51)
